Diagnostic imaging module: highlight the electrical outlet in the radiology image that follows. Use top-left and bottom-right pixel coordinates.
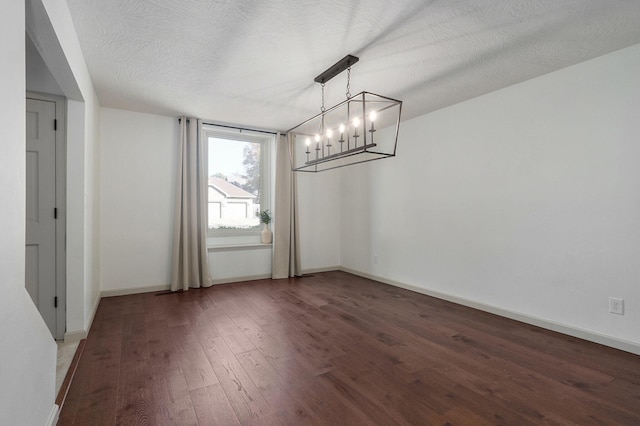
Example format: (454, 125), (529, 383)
(373, 254), (378, 264)
(609, 297), (624, 315)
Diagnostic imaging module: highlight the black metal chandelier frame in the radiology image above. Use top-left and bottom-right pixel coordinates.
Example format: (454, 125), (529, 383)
(287, 54), (402, 173)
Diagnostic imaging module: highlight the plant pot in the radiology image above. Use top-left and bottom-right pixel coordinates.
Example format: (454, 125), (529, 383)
(261, 223), (273, 244)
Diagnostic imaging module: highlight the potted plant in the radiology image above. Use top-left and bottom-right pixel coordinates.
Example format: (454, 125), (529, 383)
(257, 210), (272, 244)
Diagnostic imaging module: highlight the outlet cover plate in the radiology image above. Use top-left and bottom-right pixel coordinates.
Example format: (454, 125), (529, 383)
(609, 297), (624, 315)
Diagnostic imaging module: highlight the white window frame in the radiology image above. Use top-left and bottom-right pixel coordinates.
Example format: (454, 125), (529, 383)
(202, 125), (274, 245)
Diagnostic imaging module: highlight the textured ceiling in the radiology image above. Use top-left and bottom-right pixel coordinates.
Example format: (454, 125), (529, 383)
(66, 0), (640, 131)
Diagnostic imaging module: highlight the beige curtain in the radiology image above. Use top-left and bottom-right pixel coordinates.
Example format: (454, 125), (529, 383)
(272, 133), (301, 278)
(171, 117), (213, 291)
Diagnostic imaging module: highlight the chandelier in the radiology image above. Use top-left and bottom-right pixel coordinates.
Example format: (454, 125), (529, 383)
(288, 55), (402, 172)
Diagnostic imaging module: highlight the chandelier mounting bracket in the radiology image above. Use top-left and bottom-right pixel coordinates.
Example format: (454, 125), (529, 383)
(314, 55), (359, 84)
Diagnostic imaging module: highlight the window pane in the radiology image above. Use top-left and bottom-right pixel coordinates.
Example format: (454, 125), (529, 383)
(207, 137), (261, 231)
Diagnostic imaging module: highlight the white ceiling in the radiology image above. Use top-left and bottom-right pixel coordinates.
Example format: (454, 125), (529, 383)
(66, 0), (640, 131)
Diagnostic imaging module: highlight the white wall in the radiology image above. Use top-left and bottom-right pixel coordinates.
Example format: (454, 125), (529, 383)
(342, 43), (640, 352)
(66, 99), (87, 333)
(298, 171), (342, 271)
(99, 108), (178, 292)
(28, 0), (102, 338)
(208, 247), (273, 283)
(0, 1), (57, 424)
(99, 109), (342, 292)
(26, 34), (64, 96)
(84, 88), (101, 329)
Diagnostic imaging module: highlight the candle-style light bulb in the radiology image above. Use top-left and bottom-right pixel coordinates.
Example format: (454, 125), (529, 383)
(314, 133), (321, 160)
(338, 124), (346, 150)
(338, 124), (345, 144)
(353, 117), (360, 141)
(304, 137), (311, 162)
(369, 111), (377, 132)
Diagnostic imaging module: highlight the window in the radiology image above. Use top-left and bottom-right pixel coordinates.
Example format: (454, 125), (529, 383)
(203, 126), (273, 237)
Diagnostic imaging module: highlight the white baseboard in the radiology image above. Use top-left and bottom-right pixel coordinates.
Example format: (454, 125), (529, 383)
(101, 284), (171, 298)
(81, 268), (640, 355)
(86, 291), (100, 332)
(64, 292), (101, 342)
(302, 266), (342, 275)
(99, 275), (275, 296)
(45, 404), (59, 426)
(64, 329), (87, 342)
(340, 267), (640, 356)
(212, 274), (272, 285)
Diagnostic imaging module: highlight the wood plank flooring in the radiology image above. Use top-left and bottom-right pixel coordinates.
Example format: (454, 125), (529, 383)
(58, 271), (640, 425)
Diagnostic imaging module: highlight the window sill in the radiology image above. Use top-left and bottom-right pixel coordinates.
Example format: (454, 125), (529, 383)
(208, 230), (261, 238)
(207, 243), (272, 252)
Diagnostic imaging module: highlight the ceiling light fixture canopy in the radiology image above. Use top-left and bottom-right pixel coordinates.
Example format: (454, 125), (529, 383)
(288, 55), (402, 172)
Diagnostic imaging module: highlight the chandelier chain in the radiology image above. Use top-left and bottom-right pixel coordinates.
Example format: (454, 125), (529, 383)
(346, 67), (351, 99)
(321, 83), (326, 113)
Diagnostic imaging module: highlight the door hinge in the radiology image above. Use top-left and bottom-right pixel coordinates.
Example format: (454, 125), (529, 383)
(54, 296), (58, 308)
(54, 119), (57, 131)
(54, 207), (58, 219)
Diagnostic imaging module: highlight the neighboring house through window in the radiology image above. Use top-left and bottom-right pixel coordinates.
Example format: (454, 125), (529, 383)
(208, 176), (257, 229)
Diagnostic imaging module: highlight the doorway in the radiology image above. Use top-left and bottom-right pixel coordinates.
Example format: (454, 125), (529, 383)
(25, 93), (66, 340)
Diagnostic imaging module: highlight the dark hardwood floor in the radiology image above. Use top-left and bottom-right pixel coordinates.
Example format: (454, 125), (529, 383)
(58, 271), (640, 425)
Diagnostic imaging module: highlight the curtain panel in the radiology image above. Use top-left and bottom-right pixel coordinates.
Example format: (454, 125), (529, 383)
(272, 133), (301, 278)
(171, 117), (213, 291)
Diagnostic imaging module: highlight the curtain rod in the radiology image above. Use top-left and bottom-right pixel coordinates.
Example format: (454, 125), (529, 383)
(178, 118), (283, 136)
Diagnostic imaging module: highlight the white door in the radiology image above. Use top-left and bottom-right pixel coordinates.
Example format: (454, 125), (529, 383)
(25, 98), (58, 339)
